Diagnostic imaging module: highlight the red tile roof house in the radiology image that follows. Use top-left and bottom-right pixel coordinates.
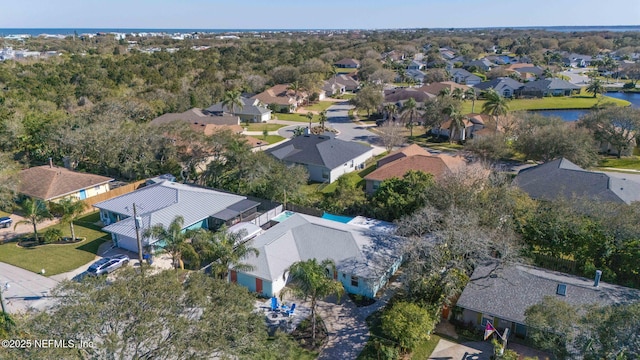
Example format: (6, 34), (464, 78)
(251, 84), (307, 113)
(19, 163), (113, 202)
(363, 144), (466, 193)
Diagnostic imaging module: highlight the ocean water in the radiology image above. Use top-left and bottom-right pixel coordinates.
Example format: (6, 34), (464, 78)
(1, 26), (638, 37)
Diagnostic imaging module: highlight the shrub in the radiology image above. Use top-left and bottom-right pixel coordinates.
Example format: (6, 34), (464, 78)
(380, 301), (436, 352)
(42, 228), (63, 244)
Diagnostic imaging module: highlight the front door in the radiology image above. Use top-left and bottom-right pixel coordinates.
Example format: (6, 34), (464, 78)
(256, 278), (263, 294)
(79, 189), (87, 200)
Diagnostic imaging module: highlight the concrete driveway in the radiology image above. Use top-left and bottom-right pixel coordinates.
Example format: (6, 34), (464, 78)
(0, 214), (59, 243)
(561, 68), (590, 86)
(325, 102), (386, 155)
(0, 262), (60, 313)
(429, 339), (492, 360)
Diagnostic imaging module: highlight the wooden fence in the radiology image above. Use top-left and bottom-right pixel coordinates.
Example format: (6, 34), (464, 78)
(83, 180), (146, 209)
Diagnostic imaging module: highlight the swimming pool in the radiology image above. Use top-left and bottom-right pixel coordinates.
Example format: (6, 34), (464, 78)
(271, 210), (295, 222)
(321, 212), (354, 224)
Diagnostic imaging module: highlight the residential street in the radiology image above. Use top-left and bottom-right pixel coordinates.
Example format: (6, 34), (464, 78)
(0, 261), (59, 313)
(273, 102), (386, 155)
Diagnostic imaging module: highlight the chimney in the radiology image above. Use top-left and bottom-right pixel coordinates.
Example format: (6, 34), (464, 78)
(48, 157), (53, 168)
(594, 270), (602, 287)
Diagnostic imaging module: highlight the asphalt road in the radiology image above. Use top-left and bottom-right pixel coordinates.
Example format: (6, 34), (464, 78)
(0, 262), (59, 313)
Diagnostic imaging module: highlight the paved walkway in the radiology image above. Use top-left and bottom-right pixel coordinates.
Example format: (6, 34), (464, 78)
(429, 339), (493, 360)
(314, 276), (403, 360)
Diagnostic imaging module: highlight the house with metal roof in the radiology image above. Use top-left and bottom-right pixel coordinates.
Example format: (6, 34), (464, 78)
(19, 163), (113, 203)
(94, 181), (260, 253)
(455, 263), (640, 339)
(206, 97), (272, 123)
(513, 158), (640, 204)
(233, 212), (404, 298)
(266, 134), (373, 183)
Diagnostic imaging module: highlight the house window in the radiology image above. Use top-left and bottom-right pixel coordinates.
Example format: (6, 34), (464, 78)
(322, 170), (329, 179)
(503, 89), (511, 97)
(351, 276), (359, 287)
(372, 181), (380, 191)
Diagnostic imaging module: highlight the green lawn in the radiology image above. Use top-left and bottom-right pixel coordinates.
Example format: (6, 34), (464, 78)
(336, 93), (356, 100)
(0, 210), (10, 217)
(261, 135), (286, 144)
(321, 157), (383, 194)
(245, 123), (286, 131)
(411, 335), (442, 359)
(0, 212), (110, 276)
(598, 156), (640, 170)
(303, 101), (334, 112)
(461, 92), (631, 113)
(274, 113), (318, 123)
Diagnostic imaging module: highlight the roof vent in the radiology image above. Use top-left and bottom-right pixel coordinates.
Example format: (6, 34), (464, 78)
(556, 284), (567, 296)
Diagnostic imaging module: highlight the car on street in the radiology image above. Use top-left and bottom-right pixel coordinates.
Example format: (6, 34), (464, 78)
(0, 216), (12, 228)
(87, 254), (130, 276)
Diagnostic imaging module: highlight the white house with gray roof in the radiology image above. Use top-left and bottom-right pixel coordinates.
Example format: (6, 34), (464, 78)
(94, 181), (260, 253)
(266, 134), (373, 183)
(206, 96), (271, 123)
(233, 213), (404, 298)
(455, 263), (640, 339)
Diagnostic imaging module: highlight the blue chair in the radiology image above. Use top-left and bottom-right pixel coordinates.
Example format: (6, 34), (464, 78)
(270, 297), (279, 311)
(286, 303), (296, 316)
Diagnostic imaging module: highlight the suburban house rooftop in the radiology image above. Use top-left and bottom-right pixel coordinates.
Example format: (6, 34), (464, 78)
(456, 263), (640, 324)
(513, 158), (640, 204)
(267, 134), (372, 169)
(242, 213), (405, 282)
(19, 165), (113, 201)
(95, 181), (254, 239)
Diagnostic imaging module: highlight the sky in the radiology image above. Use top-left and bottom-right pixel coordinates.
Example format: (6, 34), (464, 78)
(2, 0), (639, 29)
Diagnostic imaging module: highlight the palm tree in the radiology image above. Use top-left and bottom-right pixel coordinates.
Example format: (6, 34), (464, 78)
(58, 198), (87, 241)
(282, 259), (344, 340)
(319, 110), (328, 130)
(451, 88), (464, 101)
(586, 79), (605, 98)
(221, 90), (244, 116)
(542, 68), (554, 79)
(438, 88), (451, 98)
(464, 88), (477, 113)
(442, 104), (466, 143)
(143, 216), (195, 270)
(306, 112), (314, 131)
(481, 89), (510, 133)
(400, 98), (420, 138)
(14, 198), (52, 243)
(384, 103), (398, 122)
(195, 227), (259, 281)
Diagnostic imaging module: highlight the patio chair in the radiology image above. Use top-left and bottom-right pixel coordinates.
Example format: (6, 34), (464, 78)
(286, 303), (296, 316)
(270, 296), (279, 312)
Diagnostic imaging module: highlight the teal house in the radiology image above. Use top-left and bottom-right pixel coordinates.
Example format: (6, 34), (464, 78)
(233, 213), (404, 299)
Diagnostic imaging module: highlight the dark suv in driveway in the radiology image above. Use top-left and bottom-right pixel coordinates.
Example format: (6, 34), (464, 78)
(0, 216), (12, 228)
(87, 254), (130, 276)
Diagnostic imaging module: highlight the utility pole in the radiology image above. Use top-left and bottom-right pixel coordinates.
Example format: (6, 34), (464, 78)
(133, 203), (144, 270)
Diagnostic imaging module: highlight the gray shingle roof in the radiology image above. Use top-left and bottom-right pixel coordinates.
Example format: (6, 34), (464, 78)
(520, 78), (581, 91)
(206, 97), (271, 117)
(96, 182), (248, 239)
(513, 158), (640, 204)
(473, 77), (522, 92)
(456, 263), (640, 324)
(266, 135), (372, 169)
(241, 213), (404, 281)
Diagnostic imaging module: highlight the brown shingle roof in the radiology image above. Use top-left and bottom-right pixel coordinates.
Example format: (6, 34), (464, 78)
(365, 153), (465, 182)
(376, 144), (430, 168)
(19, 165), (113, 201)
(418, 81), (470, 95)
(251, 84), (305, 106)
